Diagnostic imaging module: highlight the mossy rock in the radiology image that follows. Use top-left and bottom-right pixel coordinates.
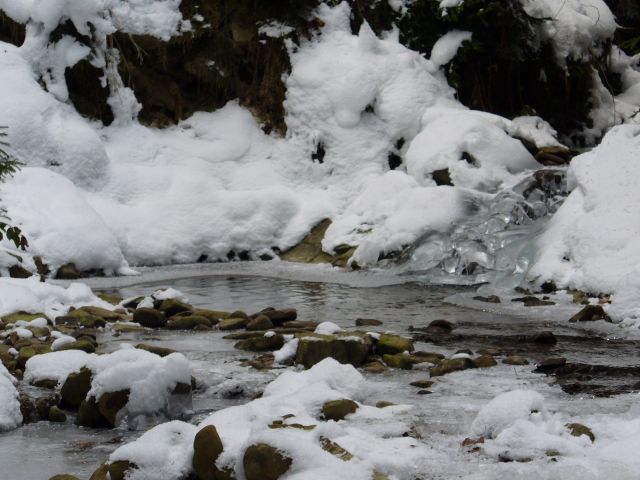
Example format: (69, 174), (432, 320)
(566, 423), (595, 442)
(2, 311), (46, 324)
(376, 334), (414, 356)
(88, 463), (109, 480)
(192, 425), (225, 480)
(218, 317), (249, 331)
(257, 309), (297, 326)
(322, 399), (359, 421)
(60, 367), (92, 409)
(382, 353), (413, 370)
(246, 315), (274, 331)
(18, 344), (51, 368)
(409, 352), (444, 365)
(111, 322), (145, 333)
(295, 333), (373, 369)
(158, 298), (193, 317)
(48, 475), (80, 480)
(79, 316), (107, 329)
(48, 406), (67, 423)
(133, 308), (166, 328)
(569, 305), (611, 323)
(96, 293), (123, 305)
(107, 461), (137, 480)
(474, 354), (498, 368)
(75, 306), (125, 322)
(56, 263), (81, 279)
(280, 219), (333, 264)
(234, 334), (284, 352)
(430, 357), (476, 377)
(98, 390), (130, 427)
(192, 308), (228, 324)
(58, 339), (96, 354)
(76, 397), (110, 428)
(502, 355), (529, 365)
(34, 378), (59, 389)
(167, 315), (212, 330)
(26, 326), (51, 338)
(243, 443), (292, 480)
(135, 343), (176, 357)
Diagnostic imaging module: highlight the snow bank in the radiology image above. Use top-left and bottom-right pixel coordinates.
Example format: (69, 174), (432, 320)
(0, 276), (112, 319)
(0, 362), (21, 432)
(110, 358), (427, 480)
(527, 125), (640, 325)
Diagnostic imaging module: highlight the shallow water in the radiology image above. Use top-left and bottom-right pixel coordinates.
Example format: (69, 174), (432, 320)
(2, 266), (639, 480)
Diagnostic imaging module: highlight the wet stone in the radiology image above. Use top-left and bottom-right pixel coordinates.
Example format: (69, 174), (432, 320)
(322, 399), (359, 421)
(569, 305), (611, 323)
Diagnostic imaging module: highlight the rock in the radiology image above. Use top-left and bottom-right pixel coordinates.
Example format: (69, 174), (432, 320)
(48, 406), (67, 422)
(166, 315), (212, 330)
(295, 333), (372, 369)
(61, 367), (92, 409)
(133, 308), (166, 328)
(535, 146), (572, 166)
(18, 344), (51, 368)
(432, 168), (453, 186)
(218, 317), (249, 331)
(9, 264), (33, 278)
(76, 398), (109, 428)
(410, 380), (434, 388)
(98, 390), (130, 427)
(383, 353), (413, 370)
(257, 309), (297, 326)
(356, 318), (383, 327)
(426, 319), (455, 332)
(473, 295), (501, 303)
(376, 334), (414, 356)
(158, 299), (193, 317)
(364, 361), (387, 374)
(476, 347), (502, 356)
(229, 310), (250, 320)
(319, 437), (353, 460)
(376, 401), (395, 408)
(410, 351), (445, 364)
(502, 355), (529, 365)
(234, 334), (285, 352)
(56, 263), (81, 279)
(322, 399), (359, 421)
(280, 219), (334, 264)
(511, 296), (555, 307)
(122, 297), (144, 309)
(281, 320), (318, 329)
(135, 344), (176, 357)
(474, 355), (498, 368)
(34, 378), (59, 389)
(531, 331), (557, 345)
(243, 353), (275, 370)
(111, 323), (145, 333)
(36, 395), (60, 420)
(534, 357), (567, 373)
(540, 280), (557, 293)
(1, 311), (46, 323)
(430, 358), (476, 377)
(48, 476), (80, 480)
(192, 425), (225, 480)
(569, 305), (611, 323)
(243, 443), (292, 480)
(246, 315), (274, 331)
(192, 309), (227, 324)
(417, 390), (432, 395)
(96, 293), (123, 305)
(566, 423), (595, 442)
(19, 394), (36, 423)
(88, 464), (109, 480)
(58, 339), (96, 353)
(107, 461), (136, 480)
(74, 306), (124, 322)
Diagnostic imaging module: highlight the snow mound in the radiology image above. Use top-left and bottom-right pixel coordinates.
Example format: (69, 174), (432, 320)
(0, 168), (130, 274)
(110, 358), (426, 480)
(0, 362), (21, 432)
(527, 125), (640, 325)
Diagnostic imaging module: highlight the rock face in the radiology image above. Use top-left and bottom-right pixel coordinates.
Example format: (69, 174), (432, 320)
(322, 399), (359, 421)
(243, 443), (292, 480)
(295, 333), (373, 369)
(192, 425), (225, 480)
(133, 308), (167, 328)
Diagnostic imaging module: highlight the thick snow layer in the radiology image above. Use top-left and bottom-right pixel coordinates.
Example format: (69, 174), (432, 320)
(527, 125), (640, 324)
(430, 30), (472, 68)
(110, 358), (427, 480)
(24, 346), (192, 422)
(521, 0), (615, 63)
(0, 362), (21, 432)
(0, 277), (113, 319)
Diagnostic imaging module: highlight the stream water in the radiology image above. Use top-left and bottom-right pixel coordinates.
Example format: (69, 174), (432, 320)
(1, 264), (638, 479)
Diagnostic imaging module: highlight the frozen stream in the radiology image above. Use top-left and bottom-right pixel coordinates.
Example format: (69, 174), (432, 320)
(1, 264), (639, 479)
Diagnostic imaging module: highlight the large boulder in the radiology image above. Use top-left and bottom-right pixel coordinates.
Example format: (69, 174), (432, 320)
(295, 333), (373, 369)
(97, 390), (130, 427)
(243, 443), (292, 480)
(60, 367), (92, 409)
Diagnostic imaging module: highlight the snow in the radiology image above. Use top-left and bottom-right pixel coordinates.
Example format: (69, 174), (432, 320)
(23, 346), (192, 422)
(0, 276), (114, 320)
(527, 125), (640, 325)
(429, 30), (472, 68)
(314, 321), (343, 335)
(0, 362), (21, 432)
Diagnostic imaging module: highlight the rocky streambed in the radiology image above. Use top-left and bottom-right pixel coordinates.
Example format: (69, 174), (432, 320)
(1, 267), (639, 480)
